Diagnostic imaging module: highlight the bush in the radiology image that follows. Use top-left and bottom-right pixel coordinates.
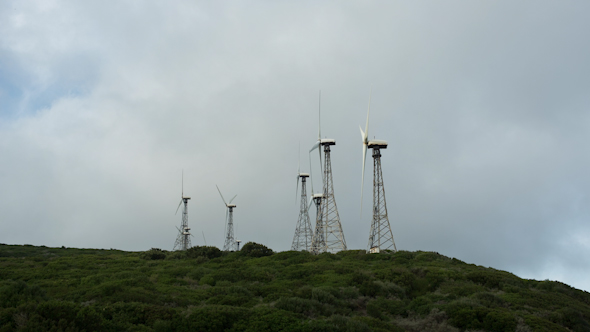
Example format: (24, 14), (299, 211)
(142, 248), (167, 260)
(180, 305), (249, 331)
(275, 297), (317, 315)
(241, 242), (273, 258)
(230, 306), (300, 332)
(446, 304), (490, 330)
(187, 246), (222, 259)
(312, 288), (337, 305)
(483, 310), (517, 332)
(466, 270), (505, 289)
(165, 251), (186, 260)
(0, 280), (47, 307)
(200, 275), (216, 286)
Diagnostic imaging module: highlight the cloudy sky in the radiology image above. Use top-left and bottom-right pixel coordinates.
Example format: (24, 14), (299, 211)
(2, 1), (590, 291)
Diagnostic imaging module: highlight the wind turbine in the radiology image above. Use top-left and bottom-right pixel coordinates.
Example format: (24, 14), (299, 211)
(308, 91), (346, 254)
(173, 171), (192, 251)
(216, 185), (238, 251)
(291, 144), (313, 251)
(359, 91), (397, 253)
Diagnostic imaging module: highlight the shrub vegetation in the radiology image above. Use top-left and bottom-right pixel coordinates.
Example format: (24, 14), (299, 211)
(0, 244), (589, 331)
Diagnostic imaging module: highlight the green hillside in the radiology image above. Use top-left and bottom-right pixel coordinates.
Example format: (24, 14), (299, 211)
(1, 243), (589, 332)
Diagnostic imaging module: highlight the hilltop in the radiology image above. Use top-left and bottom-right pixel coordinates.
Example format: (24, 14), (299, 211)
(1, 243), (589, 331)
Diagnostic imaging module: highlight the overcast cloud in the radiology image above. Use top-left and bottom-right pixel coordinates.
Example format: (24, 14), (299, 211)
(2, 1), (590, 292)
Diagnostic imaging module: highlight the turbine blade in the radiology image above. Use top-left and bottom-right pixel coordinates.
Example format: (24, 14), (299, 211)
(365, 88), (372, 140)
(319, 145), (322, 174)
(296, 175), (300, 204)
(181, 169), (184, 197)
(306, 196), (314, 214)
(202, 231), (207, 246)
(298, 141), (301, 174)
(297, 142), (301, 203)
(308, 152), (314, 194)
(361, 88), (372, 216)
(318, 90), (321, 140)
(309, 141), (320, 153)
(216, 185), (227, 206)
(317, 90), (323, 175)
(229, 194), (237, 203)
(224, 208), (229, 245)
(175, 198), (182, 215)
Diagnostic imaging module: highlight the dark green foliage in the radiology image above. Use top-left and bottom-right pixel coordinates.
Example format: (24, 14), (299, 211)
(180, 305), (249, 331)
(1, 243), (590, 331)
(275, 296), (326, 316)
(240, 242), (273, 257)
(483, 310), (517, 331)
(142, 248), (167, 260)
(186, 246), (222, 259)
(0, 280), (47, 307)
(230, 306), (300, 332)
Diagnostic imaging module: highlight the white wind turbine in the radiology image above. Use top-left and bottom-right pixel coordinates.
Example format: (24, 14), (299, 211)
(308, 91), (346, 254)
(173, 171), (192, 251)
(216, 185), (238, 251)
(359, 91), (397, 253)
(292, 143), (313, 251)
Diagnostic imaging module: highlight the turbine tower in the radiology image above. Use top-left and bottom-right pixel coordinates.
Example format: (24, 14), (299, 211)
(309, 193), (325, 254)
(291, 150), (313, 251)
(360, 92), (397, 253)
(173, 172), (192, 251)
(309, 91), (347, 253)
(216, 185), (238, 251)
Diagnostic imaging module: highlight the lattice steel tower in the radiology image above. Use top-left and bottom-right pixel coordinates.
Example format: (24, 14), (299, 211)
(224, 205), (237, 251)
(366, 143), (396, 252)
(360, 91), (396, 253)
(310, 193), (325, 254)
(216, 185), (238, 251)
(292, 173), (313, 251)
(173, 173), (192, 251)
(316, 141), (347, 253)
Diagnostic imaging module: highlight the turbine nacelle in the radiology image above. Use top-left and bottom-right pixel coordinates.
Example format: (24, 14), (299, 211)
(320, 138), (336, 146)
(306, 192), (325, 214)
(368, 140), (388, 149)
(227, 204), (237, 208)
(298, 173), (310, 178)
